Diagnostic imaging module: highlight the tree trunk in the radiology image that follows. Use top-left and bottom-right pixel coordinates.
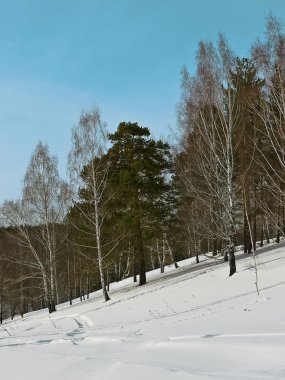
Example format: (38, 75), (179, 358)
(253, 183), (257, 251)
(133, 255), (137, 283)
(137, 223), (146, 285)
(277, 209), (280, 243)
(228, 243), (236, 277)
(165, 235), (179, 268)
(93, 189), (110, 301)
(243, 197), (252, 254)
(260, 224), (264, 247)
(212, 238), (218, 256)
(133, 223), (146, 286)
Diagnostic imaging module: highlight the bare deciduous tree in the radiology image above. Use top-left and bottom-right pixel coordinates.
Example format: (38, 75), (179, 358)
(1, 142), (71, 313)
(178, 36), (239, 276)
(252, 14), (285, 237)
(68, 107), (111, 302)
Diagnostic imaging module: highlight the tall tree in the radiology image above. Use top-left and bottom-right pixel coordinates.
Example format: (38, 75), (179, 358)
(68, 107), (111, 302)
(252, 14), (285, 239)
(231, 57), (264, 253)
(107, 122), (173, 285)
(178, 36), (241, 276)
(1, 142), (70, 313)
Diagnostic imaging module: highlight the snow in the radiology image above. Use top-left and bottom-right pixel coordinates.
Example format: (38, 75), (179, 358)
(1, 245), (285, 379)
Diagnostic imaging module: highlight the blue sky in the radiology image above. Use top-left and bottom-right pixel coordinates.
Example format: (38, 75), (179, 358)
(0, 0), (285, 202)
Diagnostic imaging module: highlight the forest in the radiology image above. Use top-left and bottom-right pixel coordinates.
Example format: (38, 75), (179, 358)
(0, 14), (285, 321)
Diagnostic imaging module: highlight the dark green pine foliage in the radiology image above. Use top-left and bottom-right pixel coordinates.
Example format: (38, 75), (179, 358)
(107, 122), (173, 285)
(230, 58), (264, 253)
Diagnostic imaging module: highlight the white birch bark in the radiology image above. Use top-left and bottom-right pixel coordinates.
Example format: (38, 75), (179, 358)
(68, 107), (110, 301)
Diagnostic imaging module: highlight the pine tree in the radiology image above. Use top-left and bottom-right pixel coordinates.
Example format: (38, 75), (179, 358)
(107, 122), (173, 285)
(231, 57), (264, 253)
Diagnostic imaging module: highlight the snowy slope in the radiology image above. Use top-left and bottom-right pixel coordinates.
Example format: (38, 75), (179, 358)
(1, 245), (285, 379)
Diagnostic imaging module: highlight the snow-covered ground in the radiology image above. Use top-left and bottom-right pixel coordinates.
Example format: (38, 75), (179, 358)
(1, 245), (285, 379)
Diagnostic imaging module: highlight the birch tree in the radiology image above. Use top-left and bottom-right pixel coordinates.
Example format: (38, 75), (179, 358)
(68, 107), (110, 301)
(1, 142), (70, 313)
(178, 36), (240, 276)
(251, 14), (285, 238)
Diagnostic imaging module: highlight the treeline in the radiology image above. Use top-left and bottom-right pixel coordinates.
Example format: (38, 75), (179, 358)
(0, 119), (178, 319)
(0, 14), (285, 320)
(176, 14), (285, 275)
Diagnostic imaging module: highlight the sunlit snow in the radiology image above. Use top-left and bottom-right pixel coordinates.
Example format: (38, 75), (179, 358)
(1, 245), (284, 379)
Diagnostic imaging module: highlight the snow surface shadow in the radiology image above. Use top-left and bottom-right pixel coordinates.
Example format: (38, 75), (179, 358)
(202, 334), (221, 339)
(66, 317), (88, 342)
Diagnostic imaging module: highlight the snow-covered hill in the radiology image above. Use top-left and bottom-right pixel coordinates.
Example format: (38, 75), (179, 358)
(1, 245), (285, 379)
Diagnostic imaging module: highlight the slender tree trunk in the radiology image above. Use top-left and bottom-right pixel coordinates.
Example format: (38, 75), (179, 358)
(149, 248), (155, 270)
(260, 223), (264, 247)
(132, 187), (146, 286)
(228, 242), (236, 277)
(67, 249), (72, 306)
(158, 239), (164, 274)
(276, 203), (280, 243)
(136, 220), (146, 285)
(253, 183), (257, 251)
(196, 253), (199, 264)
(93, 186), (110, 301)
(244, 189), (259, 294)
(20, 266), (25, 317)
(133, 253), (137, 283)
(228, 189), (236, 275)
(283, 201), (285, 235)
(164, 234), (179, 268)
(86, 276), (89, 299)
(265, 214), (270, 243)
(243, 191), (252, 254)
(0, 298), (3, 325)
(213, 238), (218, 256)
